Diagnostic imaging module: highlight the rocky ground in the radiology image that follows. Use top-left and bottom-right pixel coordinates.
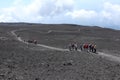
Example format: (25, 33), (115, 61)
(0, 23), (120, 80)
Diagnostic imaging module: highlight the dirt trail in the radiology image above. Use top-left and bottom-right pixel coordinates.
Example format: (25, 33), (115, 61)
(11, 30), (70, 51)
(98, 52), (120, 63)
(11, 29), (120, 63)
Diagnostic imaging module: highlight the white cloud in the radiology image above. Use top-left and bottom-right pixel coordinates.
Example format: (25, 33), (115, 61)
(0, 0), (75, 22)
(66, 9), (97, 19)
(38, 0), (75, 16)
(101, 2), (120, 27)
(104, 2), (120, 12)
(66, 2), (120, 29)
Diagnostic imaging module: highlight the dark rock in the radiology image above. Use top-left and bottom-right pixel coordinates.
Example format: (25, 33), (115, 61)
(63, 62), (72, 66)
(35, 78), (40, 80)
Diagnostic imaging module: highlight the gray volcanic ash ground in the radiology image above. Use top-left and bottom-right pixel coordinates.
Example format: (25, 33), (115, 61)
(0, 23), (120, 80)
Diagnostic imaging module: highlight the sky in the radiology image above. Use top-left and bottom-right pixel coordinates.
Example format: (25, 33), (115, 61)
(0, 0), (120, 29)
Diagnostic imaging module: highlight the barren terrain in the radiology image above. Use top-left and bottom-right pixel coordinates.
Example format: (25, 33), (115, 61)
(0, 23), (120, 80)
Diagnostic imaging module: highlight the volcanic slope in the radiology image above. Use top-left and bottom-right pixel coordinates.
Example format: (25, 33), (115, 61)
(0, 23), (120, 80)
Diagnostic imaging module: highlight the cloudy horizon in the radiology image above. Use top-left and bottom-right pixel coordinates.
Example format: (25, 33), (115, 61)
(0, 0), (120, 29)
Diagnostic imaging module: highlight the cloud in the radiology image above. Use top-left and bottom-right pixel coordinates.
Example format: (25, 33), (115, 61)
(101, 2), (120, 26)
(0, 0), (75, 22)
(89, 2), (120, 29)
(35, 0), (75, 16)
(66, 9), (97, 19)
(66, 2), (120, 29)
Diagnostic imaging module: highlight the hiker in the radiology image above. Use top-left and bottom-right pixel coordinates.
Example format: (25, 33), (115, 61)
(91, 44), (94, 52)
(93, 44), (97, 53)
(71, 42), (75, 50)
(80, 43), (83, 51)
(68, 43), (72, 51)
(74, 42), (78, 51)
(91, 44), (96, 53)
(89, 43), (92, 52)
(68, 42), (74, 51)
(34, 40), (37, 44)
(83, 43), (89, 51)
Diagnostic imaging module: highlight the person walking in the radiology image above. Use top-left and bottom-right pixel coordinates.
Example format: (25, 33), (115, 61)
(68, 43), (72, 51)
(80, 43), (83, 51)
(74, 42), (78, 51)
(89, 43), (92, 52)
(93, 44), (97, 53)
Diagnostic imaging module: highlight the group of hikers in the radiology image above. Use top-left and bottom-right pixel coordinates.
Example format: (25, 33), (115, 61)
(68, 42), (97, 53)
(27, 39), (37, 44)
(26, 39), (97, 53)
(17, 34), (38, 44)
(17, 34), (96, 53)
